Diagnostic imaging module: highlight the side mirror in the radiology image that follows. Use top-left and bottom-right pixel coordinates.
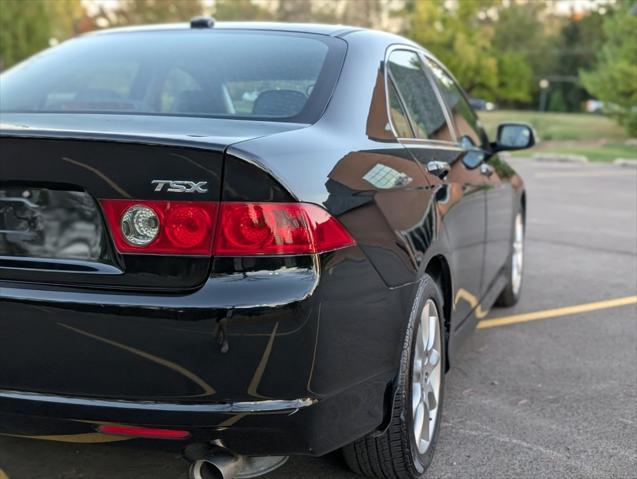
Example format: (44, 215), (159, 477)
(494, 123), (536, 152)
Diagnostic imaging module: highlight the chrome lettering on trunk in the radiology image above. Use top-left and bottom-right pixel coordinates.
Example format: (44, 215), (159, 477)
(151, 180), (208, 193)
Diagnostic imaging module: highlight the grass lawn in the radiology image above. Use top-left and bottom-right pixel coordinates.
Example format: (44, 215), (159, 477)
(479, 110), (628, 141)
(479, 110), (636, 162)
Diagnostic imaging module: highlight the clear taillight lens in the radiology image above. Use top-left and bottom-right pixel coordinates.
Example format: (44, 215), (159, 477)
(120, 204), (160, 246)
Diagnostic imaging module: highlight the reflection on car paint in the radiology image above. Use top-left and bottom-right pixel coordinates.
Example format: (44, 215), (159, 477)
(58, 323), (217, 398)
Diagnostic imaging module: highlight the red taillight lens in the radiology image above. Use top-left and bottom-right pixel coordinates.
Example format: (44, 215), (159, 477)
(213, 202), (355, 255)
(97, 424), (190, 440)
(99, 199), (216, 255)
(99, 200), (354, 256)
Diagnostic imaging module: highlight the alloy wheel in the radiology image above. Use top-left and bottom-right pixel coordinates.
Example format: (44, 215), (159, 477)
(411, 299), (442, 455)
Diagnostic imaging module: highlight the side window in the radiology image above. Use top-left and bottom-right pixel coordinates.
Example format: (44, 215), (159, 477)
(423, 57), (487, 148)
(387, 50), (451, 141)
(388, 79), (414, 138)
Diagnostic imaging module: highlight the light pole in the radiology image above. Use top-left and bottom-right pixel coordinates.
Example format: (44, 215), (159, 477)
(539, 78), (550, 112)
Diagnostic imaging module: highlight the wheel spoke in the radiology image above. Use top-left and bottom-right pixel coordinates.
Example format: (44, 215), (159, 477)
(424, 349), (440, 376)
(420, 305), (429, 352)
(426, 314), (437, 352)
(413, 402), (425, 443)
(412, 383), (421, 415)
(426, 384), (438, 411)
(420, 381), (436, 411)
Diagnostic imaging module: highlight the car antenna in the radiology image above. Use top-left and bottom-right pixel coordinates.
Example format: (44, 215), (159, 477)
(190, 16), (215, 29)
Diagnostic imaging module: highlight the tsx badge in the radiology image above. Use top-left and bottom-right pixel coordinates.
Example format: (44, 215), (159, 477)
(151, 180), (208, 193)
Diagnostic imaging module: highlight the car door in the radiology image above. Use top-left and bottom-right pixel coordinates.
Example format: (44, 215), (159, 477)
(386, 48), (486, 325)
(423, 56), (513, 297)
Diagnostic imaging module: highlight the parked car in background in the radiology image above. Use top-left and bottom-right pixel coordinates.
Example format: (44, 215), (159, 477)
(0, 19), (535, 479)
(585, 99), (605, 114)
(469, 97), (496, 111)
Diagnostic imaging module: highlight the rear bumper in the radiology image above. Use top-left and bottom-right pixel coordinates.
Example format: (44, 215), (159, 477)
(0, 251), (413, 455)
(0, 379), (387, 456)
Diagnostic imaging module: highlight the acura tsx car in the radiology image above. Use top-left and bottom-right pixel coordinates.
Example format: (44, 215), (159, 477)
(0, 18), (534, 479)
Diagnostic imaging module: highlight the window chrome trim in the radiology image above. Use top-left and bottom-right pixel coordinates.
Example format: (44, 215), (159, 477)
(383, 44), (459, 146)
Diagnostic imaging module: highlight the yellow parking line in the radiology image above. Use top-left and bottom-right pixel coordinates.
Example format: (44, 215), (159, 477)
(478, 295), (637, 330)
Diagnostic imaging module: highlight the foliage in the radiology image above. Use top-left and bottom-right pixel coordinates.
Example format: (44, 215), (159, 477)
(548, 89), (568, 113)
(213, 0), (273, 21)
(0, 0), (51, 69)
(490, 2), (553, 106)
(113, 0), (204, 25)
(551, 10), (605, 112)
(46, 0), (86, 40)
(495, 51), (533, 103)
(404, 0), (498, 100)
(0, 0), (88, 70)
(580, 7), (637, 136)
(0, 0), (633, 127)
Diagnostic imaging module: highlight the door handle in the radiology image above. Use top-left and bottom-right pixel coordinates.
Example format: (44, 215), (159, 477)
(480, 163), (494, 177)
(426, 160), (450, 179)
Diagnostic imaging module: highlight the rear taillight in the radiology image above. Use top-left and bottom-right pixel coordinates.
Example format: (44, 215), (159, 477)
(100, 200), (216, 255)
(214, 202), (355, 255)
(100, 200), (354, 256)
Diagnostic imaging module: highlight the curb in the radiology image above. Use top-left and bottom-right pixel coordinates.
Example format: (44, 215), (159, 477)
(532, 153), (589, 164)
(613, 158), (637, 168)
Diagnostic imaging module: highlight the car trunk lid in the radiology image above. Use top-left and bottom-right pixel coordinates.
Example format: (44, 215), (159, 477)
(0, 114), (306, 291)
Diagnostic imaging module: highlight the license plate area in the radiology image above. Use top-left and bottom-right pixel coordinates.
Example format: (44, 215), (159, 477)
(0, 186), (109, 262)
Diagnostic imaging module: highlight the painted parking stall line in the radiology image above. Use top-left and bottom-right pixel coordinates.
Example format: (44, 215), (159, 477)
(478, 295), (637, 330)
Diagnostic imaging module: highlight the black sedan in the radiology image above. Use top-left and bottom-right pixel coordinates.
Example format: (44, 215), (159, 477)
(0, 19), (534, 479)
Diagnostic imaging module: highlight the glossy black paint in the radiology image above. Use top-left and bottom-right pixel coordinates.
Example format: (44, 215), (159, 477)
(0, 23), (525, 456)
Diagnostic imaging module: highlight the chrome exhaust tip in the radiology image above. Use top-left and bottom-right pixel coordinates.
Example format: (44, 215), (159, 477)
(189, 451), (242, 479)
(187, 444), (288, 479)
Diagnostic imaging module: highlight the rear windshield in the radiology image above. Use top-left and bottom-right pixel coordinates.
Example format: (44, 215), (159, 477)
(0, 30), (345, 123)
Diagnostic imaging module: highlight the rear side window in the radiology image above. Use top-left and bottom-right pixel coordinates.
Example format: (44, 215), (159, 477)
(387, 50), (449, 141)
(422, 57), (486, 147)
(0, 31), (345, 123)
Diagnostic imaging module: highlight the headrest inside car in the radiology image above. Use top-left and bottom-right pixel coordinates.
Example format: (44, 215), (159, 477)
(252, 90), (307, 117)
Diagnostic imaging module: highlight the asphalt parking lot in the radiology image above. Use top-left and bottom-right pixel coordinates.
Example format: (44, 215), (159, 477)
(1, 158), (636, 479)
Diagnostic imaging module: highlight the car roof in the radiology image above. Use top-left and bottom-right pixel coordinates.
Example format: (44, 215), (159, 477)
(88, 21), (364, 38)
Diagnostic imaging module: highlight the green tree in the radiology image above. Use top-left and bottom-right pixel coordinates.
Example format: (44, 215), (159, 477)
(551, 10), (605, 111)
(0, 0), (51, 70)
(403, 0), (498, 99)
(491, 2), (552, 106)
(213, 0), (273, 21)
(276, 0), (313, 22)
(45, 0), (86, 41)
(114, 0), (204, 25)
(581, 6), (637, 135)
(495, 51), (533, 103)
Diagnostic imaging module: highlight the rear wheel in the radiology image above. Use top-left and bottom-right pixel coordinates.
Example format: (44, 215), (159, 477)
(343, 276), (446, 479)
(496, 209), (525, 307)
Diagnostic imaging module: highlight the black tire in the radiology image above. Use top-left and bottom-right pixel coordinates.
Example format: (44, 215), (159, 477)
(342, 275), (446, 479)
(495, 206), (525, 307)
